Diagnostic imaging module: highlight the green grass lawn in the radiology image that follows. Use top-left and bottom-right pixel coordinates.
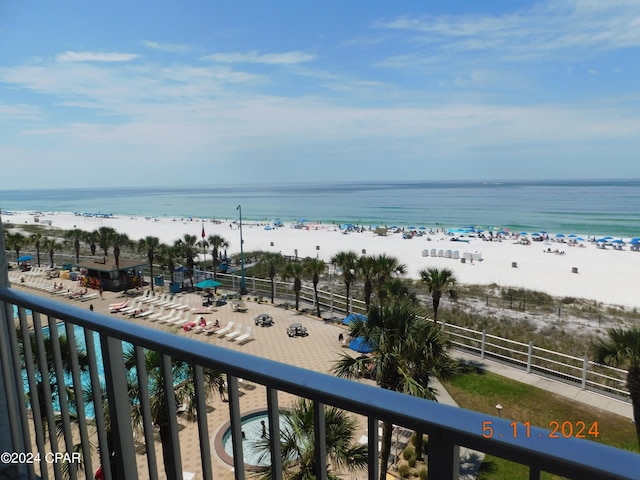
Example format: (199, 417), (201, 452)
(442, 369), (639, 479)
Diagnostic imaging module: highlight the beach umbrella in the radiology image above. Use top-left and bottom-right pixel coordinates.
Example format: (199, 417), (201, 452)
(519, 231), (528, 236)
(612, 239), (625, 245)
(349, 337), (375, 354)
(602, 236), (613, 240)
(264, 225), (272, 230)
(419, 226), (426, 230)
(568, 234), (578, 238)
(17, 255), (32, 262)
(342, 313), (367, 325)
(555, 233), (565, 238)
(630, 238), (640, 244)
(532, 232), (540, 237)
(195, 279), (222, 289)
(408, 226), (416, 230)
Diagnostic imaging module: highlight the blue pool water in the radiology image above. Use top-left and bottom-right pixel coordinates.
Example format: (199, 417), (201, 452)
(221, 411), (290, 467)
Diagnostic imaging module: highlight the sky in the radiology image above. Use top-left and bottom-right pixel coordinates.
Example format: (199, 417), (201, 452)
(1, 0), (639, 189)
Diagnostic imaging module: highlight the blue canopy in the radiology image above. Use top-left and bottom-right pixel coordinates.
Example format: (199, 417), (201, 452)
(342, 313), (367, 325)
(349, 337), (374, 354)
(195, 279), (221, 289)
(17, 255), (32, 262)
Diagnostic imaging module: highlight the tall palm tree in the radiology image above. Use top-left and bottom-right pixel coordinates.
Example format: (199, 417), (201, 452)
(97, 227), (117, 257)
(32, 232), (44, 267)
(330, 251), (359, 313)
(42, 237), (62, 268)
(259, 252), (286, 303)
(64, 228), (86, 263)
(357, 255), (377, 309)
(157, 244), (181, 283)
(84, 230), (99, 256)
(5, 231), (27, 262)
(304, 258), (326, 317)
(282, 262), (305, 310)
(255, 398), (368, 480)
(377, 278), (417, 305)
(206, 234), (230, 281)
(593, 327), (640, 446)
(419, 267), (457, 323)
(372, 254), (406, 300)
(123, 347), (224, 480)
(175, 234), (198, 289)
(112, 232), (131, 280)
(333, 301), (455, 480)
(138, 236), (161, 293)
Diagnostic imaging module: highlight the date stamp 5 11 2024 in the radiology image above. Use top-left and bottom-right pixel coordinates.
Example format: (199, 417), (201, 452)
(482, 420), (600, 440)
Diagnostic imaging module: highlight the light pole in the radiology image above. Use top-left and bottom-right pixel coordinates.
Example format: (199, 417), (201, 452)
(237, 205), (247, 295)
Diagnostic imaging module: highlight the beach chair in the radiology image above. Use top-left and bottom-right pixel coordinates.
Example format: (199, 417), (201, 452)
(120, 300), (142, 314)
(225, 323), (244, 340)
(174, 298), (189, 310)
(164, 310), (185, 325)
(134, 305), (155, 318)
(172, 312), (191, 326)
(79, 292), (98, 302)
(147, 306), (165, 321)
(156, 309), (176, 322)
(215, 321), (234, 336)
(235, 326), (253, 344)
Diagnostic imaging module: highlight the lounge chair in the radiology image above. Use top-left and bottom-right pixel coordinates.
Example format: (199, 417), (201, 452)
(109, 300), (130, 311)
(215, 321), (234, 336)
(203, 320), (221, 335)
(234, 326), (253, 344)
(164, 297), (182, 309)
(135, 305), (155, 318)
(147, 306), (165, 321)
(225, 323), (244, 340)
(79, 292), (98, 302)
(164, 310), (186, 325)
(157, 309), (177, 322)
(120, 300), (142, 314)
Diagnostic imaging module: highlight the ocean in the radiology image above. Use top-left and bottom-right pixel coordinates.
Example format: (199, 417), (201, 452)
(1, 179), (639, 238)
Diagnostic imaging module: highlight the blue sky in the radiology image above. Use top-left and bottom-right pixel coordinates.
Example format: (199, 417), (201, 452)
(1, 0), (639, 188)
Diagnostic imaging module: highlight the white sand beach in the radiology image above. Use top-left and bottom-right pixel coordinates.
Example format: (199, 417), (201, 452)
(4, 211), (640, 309)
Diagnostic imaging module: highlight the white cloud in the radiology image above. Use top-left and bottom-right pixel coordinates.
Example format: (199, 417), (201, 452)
(56, 51), (140, 62)
(204, 50), (316, 65)
(140, 40), (188, 52)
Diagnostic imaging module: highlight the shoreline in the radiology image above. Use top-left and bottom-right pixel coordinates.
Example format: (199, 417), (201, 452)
(3, 210), (640, 309)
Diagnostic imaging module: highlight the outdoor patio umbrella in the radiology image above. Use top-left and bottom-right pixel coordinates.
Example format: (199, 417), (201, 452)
(195, 279), (222, 289)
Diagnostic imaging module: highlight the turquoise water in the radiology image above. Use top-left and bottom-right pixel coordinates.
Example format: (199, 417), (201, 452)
(2, 179), (639, 237)
(222, 411), (290, 467)
(22, 323), (105, 419)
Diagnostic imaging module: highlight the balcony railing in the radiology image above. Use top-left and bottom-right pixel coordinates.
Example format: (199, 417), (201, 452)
(2, 285), (640, 480)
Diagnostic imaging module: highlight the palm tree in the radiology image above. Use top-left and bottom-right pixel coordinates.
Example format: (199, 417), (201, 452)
(138, 236), (161, 293)
(124, 347), (224, 480)
(32, 232), (43, 267)
(282, 262), (305, 310)
(97, 227), (117, 257)
(357, 255), (377, 309)
(206, 234), (230, 281)
(372, 254), (406, 300)
(64, 229), (86, 263)
(259, 252), (286, 303)
(157, 244), (181, 284)
(42, 237), (62, 268)
(304, 258), (326, 317)
(330, 251), (359, 313)
(255, 398), (367, 480)
(419, 267), (457, 323)
(332, 301), (456, 480)
(377, 278), (417, 305)
(593, 327), (640, 446)
(175, 234), (198, 289)
(84, 230), (99, 256)
(112, 233), (131, 284)
(5, 231), (27, 262)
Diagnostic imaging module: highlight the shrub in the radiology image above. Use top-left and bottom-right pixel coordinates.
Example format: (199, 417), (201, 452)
(408, 455), (417, 467)
(402, 445), (415, 460)
(418, 466), (427, 480)
(398, 464), (411, 478)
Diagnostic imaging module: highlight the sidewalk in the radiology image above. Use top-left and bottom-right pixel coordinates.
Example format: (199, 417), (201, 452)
(452, 350), (634, 420)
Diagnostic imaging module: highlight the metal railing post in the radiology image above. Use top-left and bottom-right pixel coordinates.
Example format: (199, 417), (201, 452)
(427, 432), (459, 480)
(582, 355), (589, 390)
(527, 341), (533, 374)
(481, 328), (487, 360)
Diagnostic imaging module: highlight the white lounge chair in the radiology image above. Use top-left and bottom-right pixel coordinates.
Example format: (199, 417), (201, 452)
(147, 306), (165, 321)
(79, 292), (98, 302)
(225, 323), (244, 340)
(157, 309), (177, 322)
(135, 305), (155, 318)
(120, 300), (142, 314)
(164, 310), (185, 325)
(235, 326), (253, 344)
(215, 321), (234, 336)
